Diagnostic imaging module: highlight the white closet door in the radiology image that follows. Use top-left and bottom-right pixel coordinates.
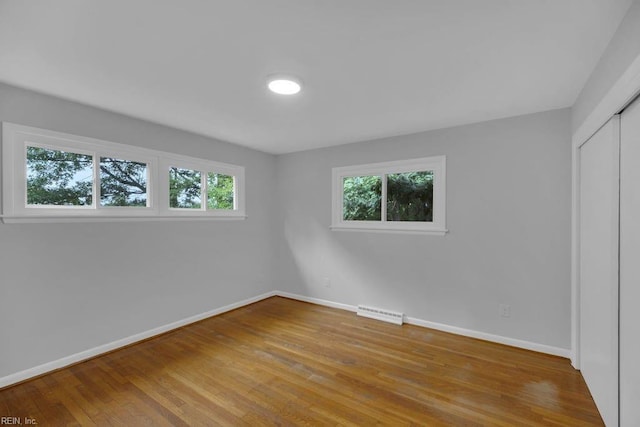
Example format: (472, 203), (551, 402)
(579, 116), (619, 427)
(620, 97), (640, 427)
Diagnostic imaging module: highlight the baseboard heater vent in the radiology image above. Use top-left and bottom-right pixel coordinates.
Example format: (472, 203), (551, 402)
(357, 305), (404, 325)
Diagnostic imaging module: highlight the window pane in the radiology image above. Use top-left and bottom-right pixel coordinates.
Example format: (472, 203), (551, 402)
(343, 175), (382, 221)
(100, 157), (147, 207)
(26, 146), (93, 206)
(207, 173), (234, 210)
(386, 171), (433, 222)
(169, 167), (201, 209)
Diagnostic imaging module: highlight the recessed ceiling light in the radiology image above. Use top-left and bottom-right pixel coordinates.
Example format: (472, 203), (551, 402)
(267, 76), (301, 95)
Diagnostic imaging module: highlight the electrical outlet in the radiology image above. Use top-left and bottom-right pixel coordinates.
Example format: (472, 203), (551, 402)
(499, 304), (511, 318)
(322, 277), (331, 288)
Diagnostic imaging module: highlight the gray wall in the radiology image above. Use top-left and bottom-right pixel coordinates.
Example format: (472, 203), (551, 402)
(572, 0), (640, 133)
(0, 82), (573, 379)
(276, 109), (572, 349)
(0, 83), (277, 377)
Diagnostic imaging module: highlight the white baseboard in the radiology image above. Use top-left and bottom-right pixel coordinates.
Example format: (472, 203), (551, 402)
(275, 291), (570, 359)
(0, 291), (277, 389)
(0, 289), (571, 388)
(276, 291), (357, 313)
(404, 316), (570, 358)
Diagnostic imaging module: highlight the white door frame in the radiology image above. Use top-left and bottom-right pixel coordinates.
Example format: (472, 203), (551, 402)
(571, 54), (640, 369)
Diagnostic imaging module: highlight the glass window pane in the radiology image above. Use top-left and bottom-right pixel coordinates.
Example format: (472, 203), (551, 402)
(100, 157), (148, 207)
(386, 171), (434, 222)
(26, 146), (93, 206)
(343, 175), (382, 221)
(169, 167), (201, 209)
(207, 173), (234, 210)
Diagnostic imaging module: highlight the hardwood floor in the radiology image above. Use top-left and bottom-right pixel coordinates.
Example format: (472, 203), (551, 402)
(0, 296), (602, 426)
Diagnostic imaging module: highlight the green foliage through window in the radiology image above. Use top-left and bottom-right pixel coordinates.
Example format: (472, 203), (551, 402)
(25, 148), (237, 211)
(387, 171), (433, 221)
(342, 171), (434, 222)
(100, 157), (147, 207)
(343, 175), (382, 220)
(169, 167), (201, 209)
(207, 173), (234, 210)
(26, 146), (93, 206)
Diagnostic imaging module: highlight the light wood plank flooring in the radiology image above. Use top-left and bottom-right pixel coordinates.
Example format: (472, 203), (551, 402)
(0, 296), (602, 426)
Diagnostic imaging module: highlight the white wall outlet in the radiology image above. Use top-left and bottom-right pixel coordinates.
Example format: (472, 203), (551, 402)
(499, 304), (511, 318)
(322, 277), (331, 288)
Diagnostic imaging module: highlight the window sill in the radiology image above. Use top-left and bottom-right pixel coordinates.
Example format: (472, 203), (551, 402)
(0, 215), (248, 224)
(330, 224), (448, 235)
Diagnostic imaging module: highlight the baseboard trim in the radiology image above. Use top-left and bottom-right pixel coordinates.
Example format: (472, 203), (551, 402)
(275, 291), (570, 359)
(0, 289), (571, 388)
(405, 317), (570, 358)
(276, 291), (357, 313)
(0, 291), (277, 389)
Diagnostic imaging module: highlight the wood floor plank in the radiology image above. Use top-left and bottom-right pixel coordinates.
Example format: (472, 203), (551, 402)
(0, 296), (603, 425)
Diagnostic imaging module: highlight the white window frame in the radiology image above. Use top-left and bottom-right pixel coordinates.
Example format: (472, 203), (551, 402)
(2, 122), (246, 223)
(331, 156), (447, 235)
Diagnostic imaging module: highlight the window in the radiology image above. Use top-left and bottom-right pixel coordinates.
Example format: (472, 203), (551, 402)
(100, 157), (148, 207)
(165, 165), (237, 212)
(26, 146), (94, 207)
(342, 175), (382, 221)
(169, 167), (202, 209)
(331, 156), (446, 234)
(2, 123), (245, 222)
(207, 173), (234, 210)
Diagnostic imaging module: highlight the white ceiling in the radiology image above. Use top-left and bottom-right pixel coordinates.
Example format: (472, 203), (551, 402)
(0, 0), (633, 154)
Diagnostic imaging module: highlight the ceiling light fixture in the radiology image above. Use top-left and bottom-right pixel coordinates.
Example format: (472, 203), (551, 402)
(267, 76), (302, 95)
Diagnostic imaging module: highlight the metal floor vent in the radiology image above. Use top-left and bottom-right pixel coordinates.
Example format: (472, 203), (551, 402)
(357, 305), (404, 325)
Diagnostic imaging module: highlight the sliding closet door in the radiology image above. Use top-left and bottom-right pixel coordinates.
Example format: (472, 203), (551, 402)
(620, 97), (640, 426)
(579, 116), (619, 427)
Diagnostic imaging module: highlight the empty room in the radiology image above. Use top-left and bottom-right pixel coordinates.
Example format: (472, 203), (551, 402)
(1, 1), (639, 425)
